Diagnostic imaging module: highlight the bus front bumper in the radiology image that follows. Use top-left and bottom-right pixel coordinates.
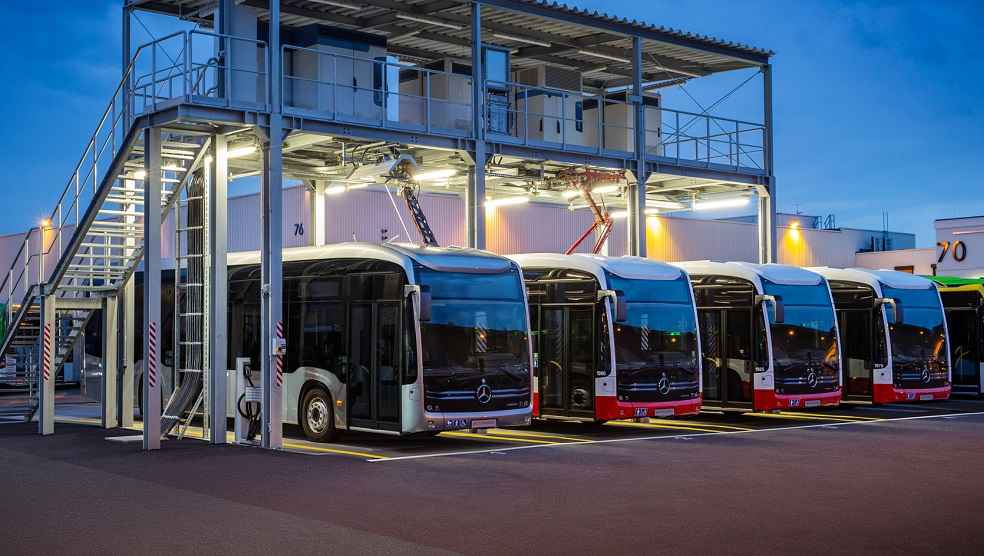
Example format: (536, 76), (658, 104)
(872, 384), (951, 404)
(596, 396), (702, 420)
(420, 407), (533, 432)
(754, 388), (843, 411)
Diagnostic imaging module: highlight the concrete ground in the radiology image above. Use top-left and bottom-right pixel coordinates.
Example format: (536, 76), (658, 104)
(1, 397), (983, 555)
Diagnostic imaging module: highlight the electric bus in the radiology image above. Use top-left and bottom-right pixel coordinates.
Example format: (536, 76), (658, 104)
(508, 254), (702, 421)
(136, 243), (533, 442)
(674, 261), (842, 411)
(931, 277), (984, 396)
(812, 268), (951, 403)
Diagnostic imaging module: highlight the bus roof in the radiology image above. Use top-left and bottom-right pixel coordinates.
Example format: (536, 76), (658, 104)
(227, 242), (515, 277)
(672, 261), (823, 291)
(810, 267), (937, 296)
(507, 253), (684, 287)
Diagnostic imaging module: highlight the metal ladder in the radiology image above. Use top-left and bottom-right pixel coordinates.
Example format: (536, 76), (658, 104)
(162, 169), (210, 440)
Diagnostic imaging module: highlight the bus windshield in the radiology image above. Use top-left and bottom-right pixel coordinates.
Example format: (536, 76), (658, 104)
(418, 268), (531, 413)
(762, 280), (840, 395)
(605, 273), (700, 402)
(881, 285), (948, 388)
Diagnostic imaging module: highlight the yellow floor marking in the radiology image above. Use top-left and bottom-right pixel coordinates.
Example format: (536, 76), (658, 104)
(441, 431), (560, 444)
(283, 441), (387, 459)
(605, 420), (739, 434)
(785, 411), (881, 421)
(56, 416), (102, 426)
(641, 418), (754, 432)
(747, 412), (870, 423)
(487, 428), (591, 442)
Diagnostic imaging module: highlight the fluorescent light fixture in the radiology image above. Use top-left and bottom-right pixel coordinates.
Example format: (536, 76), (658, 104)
(693, 196), (751, 211)
(644, 208), (660, 215)
(609, 210), (629, 219)
(648, 200), (686, 210)
(492, 33), (551, 47)
(578, 49), (631, 64)
(227, 145), (257, 159)
(325, 184), (347, 195)
(413, 168), (457, 182)
(395, 14), (462, 30)
(485, 196), (530, 209)
(346, 182), (370, 191)
(133, 169), (147, 180)
(307, 0), (362, 10)
(592, 184), (620, 195)
(161, 164), (185, 172)
(561, 189), (582, 199)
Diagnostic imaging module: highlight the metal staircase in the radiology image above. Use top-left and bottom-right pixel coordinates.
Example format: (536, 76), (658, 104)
(0, 32), (213, 423)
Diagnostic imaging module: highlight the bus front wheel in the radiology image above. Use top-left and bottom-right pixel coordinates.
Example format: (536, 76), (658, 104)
(300, 387), (339, 443)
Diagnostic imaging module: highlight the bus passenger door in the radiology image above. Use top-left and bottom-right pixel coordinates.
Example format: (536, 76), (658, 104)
(537, 306), (595, 414)
(698, 310), (724, 403)
(348, 302), (401, 431)
(838, 309), (873, 398)
(538, 307), (566, 412)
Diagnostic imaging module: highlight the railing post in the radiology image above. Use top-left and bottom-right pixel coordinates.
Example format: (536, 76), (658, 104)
(331, 55), (337, 119)
(425, 71), (432, 133)
(151, 42), (157, 111)
(184, 31), (191, 99)
(523, 86), (529, 145)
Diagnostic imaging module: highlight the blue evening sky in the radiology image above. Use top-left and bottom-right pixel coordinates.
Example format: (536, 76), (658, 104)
(0, 0), (980, 245)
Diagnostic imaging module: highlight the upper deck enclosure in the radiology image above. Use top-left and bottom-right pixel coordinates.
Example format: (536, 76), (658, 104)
(127, 0), (774, 209)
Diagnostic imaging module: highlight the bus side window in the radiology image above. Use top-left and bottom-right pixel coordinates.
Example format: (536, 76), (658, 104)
(873, 313), (888, 367)
(597, 305), (612, 376)
(403, 302), (418, 384)
(755, 309), (769, 370)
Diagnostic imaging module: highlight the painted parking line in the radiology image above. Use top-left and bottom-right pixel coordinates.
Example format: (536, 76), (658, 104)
(283, 441), (387, 459)
(642, 418), (755, 432)
(745, 412), (872, 423)
(605, 420), (751, 434)
(369, 410), (984, 463)
(440, 431), (563, 445)
(786, 411), (881, 421)
(486, 428), (592, 442)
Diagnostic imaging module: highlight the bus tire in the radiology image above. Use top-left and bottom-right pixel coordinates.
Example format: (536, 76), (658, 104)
(300, 386), (338, 443)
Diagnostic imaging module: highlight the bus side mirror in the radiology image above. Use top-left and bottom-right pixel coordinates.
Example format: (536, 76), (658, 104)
(878, 298), (903, 325)
(419, 286), (433, 322)
(756, 294), (784, 324)
(598, 289), (628, 322)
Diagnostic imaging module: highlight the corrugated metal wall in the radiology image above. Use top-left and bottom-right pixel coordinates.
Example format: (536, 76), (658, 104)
(0, 184), (923, 291)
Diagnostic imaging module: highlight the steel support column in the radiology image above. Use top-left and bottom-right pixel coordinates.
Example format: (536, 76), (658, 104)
(310, 181), (327, 247)
(142, 127), (163, 451)
(627, 35), (647, 257)
(101, 295), (118, 428)
(121, 275), (135, 426)
(120, 175), (137, 427)
(759, 63), (776, 263)
(38, 295), (55, 435)
(260, 0), (284, 450)
(208, 134), (229, 444)
(467, 1), (487, 250)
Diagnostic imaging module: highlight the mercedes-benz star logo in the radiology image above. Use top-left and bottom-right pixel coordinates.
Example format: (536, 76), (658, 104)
(921, 368), (931, 384)
(476, 384), (493, 404)
(807, 370), (819, 389)
(657, 374), (671, 396)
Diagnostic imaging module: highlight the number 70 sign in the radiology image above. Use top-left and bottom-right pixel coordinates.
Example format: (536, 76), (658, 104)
(937, 240), (967, 263)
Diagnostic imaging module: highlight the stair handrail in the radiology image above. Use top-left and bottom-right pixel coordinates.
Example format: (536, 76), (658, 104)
(0, 31), (187, 333)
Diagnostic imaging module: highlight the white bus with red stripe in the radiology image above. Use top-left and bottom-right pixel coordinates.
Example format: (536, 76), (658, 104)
(509, 254), (702, 421)
(812, 268), (951, 404)
(674, 261), (843, 411)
